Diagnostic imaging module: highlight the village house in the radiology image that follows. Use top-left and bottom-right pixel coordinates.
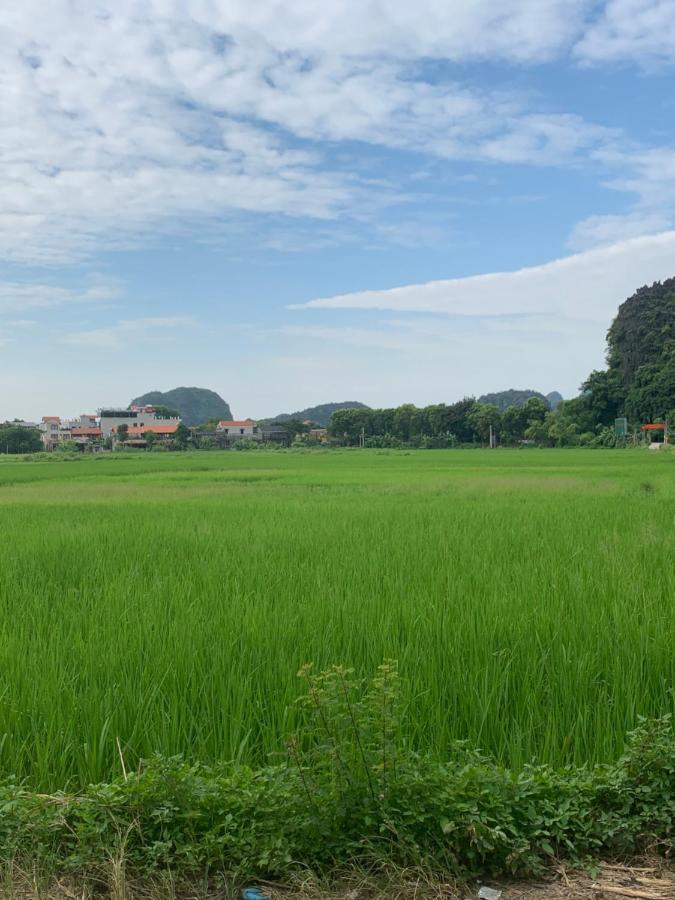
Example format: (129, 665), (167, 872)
(113, 422), (179, 448)
(216, 418), (255, 436)
(309, 427), (329, 442)
(41, 414), (102, 449)
(99, 405), (181, 438)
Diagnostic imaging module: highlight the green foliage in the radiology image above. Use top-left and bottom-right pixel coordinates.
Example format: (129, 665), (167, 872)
(466, 403), (501, 442)
(0, 425), (42, 454)
(130, 388), (232, 427)
(273, 418), (310, 439)
(173, 423), (191, 450)
(116, 423), (129, 444)
(577, 278), (675, 426)
(329, 399), (477, 446)
(478, 389), (550, 412)
(607, 278), (675, 389)
(143, 431), (158, 449)
(265, 402), (369, 428)
(625, 346), (675, 423)
(0, 665), (670, 881)
(232, 437), (260, 450)
(500, 397), (549, 443)
(579, 369), (625, 428)
(54, 440), (78, 453)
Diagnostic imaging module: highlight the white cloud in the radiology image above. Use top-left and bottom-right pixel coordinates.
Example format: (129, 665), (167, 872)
(576, 1), (675, 65)
(0, 1), (644, 263)
(292, 230), (675, 322)
(567, 210), (672, 250)
(60, 316), (195, 351)
(0, 282), (117, 313)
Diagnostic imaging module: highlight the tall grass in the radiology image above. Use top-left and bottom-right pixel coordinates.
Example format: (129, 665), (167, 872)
(0, 449), (672, 789)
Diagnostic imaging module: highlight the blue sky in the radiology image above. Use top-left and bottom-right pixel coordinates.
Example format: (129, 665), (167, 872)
(2, 1), (675, 421)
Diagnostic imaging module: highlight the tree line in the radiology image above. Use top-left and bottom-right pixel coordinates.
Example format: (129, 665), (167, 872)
(328, 278), (674, 448)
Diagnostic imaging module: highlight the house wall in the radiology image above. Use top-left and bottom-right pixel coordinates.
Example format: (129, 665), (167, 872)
(99, 409), (180, 437)
(217, 421), (255, 435)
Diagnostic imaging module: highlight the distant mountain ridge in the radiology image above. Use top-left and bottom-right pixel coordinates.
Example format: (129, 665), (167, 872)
(478, 389), (563, 411)
(265, 401), (370, 427)
(545, 391), (563, 410)
(131, 387), (232, 426)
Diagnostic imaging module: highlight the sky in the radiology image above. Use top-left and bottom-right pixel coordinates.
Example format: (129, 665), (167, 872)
(2, 1), (675, 421)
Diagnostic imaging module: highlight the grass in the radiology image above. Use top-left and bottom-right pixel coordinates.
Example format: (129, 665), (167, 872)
(0, 448), (672, 790)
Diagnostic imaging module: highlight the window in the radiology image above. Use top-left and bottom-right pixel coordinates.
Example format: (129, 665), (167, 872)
(240, 428), (244, 434)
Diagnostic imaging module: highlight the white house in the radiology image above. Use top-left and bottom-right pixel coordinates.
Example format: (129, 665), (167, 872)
(99, 405), (181, 438)
(40, 416), (60, 447)
(216, 418), (255, 436)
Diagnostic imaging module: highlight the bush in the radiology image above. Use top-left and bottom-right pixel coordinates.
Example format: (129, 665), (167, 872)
(0, 664), (671, 880)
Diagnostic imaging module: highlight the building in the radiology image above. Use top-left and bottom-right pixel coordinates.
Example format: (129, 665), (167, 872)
(99, 405), (181, 438)
(115, 423), (179, 447)
(71, 426), (103, 447)
(41, 415), (103, 449)
(4, 419), (39, 429)
(216, 418), (255, 436)
(40, 416), (66, 449)
(308, 427), (329, 442)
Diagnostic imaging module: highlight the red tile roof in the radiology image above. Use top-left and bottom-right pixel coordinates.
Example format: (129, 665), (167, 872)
(42, 416), (60, 422)
(218, 419), (254, 426)
(71, 428), (102, 436)
(125, 424), (178, 435)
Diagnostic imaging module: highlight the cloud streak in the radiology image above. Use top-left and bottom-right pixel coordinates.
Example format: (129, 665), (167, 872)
(291, 230), (675, 321)
(60, 316), (196, 351)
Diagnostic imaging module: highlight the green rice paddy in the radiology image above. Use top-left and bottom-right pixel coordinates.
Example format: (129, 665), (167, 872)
(0, 448), (673, 789)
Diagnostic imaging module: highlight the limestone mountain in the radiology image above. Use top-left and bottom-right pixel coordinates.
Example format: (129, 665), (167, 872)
(130, 387), (232, 427)
(478, 389), (556, 411)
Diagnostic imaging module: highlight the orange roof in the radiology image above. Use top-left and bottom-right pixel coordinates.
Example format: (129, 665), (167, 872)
(71, 428), (102, 436)
(126, 424), (178, 435)
(641, 423), (666, 430)
(42, 416), (60, 422)
(218, 419), (254, 426)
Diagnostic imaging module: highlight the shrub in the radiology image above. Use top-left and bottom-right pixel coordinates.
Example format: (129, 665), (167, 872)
(0, 664), (671, 881)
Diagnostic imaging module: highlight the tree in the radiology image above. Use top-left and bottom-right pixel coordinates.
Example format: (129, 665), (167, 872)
(443, 398), (477, 443)
(624, 347), (675, 423)
(54, 439), (78, 453)
(274, 418), (310, 440)
(144, 431), (158, 450)
(579, 369), (624, 427)
(0, 425), (42, 454)
(173, 422), (190, 450)
(116, 424), (129, 445)
(466, 403), (501, 443)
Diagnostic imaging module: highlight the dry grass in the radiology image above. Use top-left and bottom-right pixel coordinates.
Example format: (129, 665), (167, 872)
(0, 861), (673, 900)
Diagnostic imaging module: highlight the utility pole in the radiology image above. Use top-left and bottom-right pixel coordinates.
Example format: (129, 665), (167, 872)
(360, 427), (365, 448)
(489, 423), (493, 449)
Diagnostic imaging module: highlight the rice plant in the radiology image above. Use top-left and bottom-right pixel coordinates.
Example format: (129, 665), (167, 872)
(0, 448), (672, 789)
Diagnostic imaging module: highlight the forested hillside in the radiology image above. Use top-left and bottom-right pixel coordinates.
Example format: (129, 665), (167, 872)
(265, 401), (369, 427)
(131, 387), (232, 426)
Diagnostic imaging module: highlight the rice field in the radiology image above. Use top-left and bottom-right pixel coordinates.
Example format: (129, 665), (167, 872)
(0, 448), (672, 790)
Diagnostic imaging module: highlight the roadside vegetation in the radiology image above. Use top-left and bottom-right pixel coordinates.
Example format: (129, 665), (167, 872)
(0, 664), (671, 885)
